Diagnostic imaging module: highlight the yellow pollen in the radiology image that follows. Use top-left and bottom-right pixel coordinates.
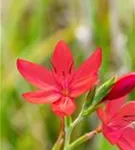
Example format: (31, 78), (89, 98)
(62, 89), (69, 96)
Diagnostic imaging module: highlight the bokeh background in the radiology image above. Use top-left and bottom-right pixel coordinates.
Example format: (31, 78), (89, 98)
(1, 0), (135, 150)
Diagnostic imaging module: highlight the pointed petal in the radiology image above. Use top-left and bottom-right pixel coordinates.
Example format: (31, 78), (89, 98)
(117, 128), (135, 150)
(115, 101), (135, 122)
(51, 97), (76, 117)
(105, 73), (135, 100)
(17, 59), (55, 90)
(117, 137), (131, 150)
(52, 40), (74, 75)
(102, 124), (123, 145)
(105, 101), (135, 129)
(74, 48), (102, 79)
(102, 101), (135, 146)
(105, 97), (126, 119)
(22, 90), (61, 104)
(70, 73), (98, 97)
(97, 108), (107, 124)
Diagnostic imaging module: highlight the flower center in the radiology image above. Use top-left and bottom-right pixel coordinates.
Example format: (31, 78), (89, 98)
(61, 88), (69, 96)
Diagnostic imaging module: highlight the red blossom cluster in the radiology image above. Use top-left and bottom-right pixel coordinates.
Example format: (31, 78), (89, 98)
(97, 73), (135, 150)
(17, 41), (135, 150)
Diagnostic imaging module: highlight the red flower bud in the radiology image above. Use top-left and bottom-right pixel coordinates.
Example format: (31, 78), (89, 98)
(105, 73), (135, 100)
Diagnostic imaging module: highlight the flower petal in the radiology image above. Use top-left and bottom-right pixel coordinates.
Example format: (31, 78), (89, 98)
(70, 73), (98, 97)
(22, 90), (61, 104)
(102, 124), (123, 145)
(97, 108), (107, 124)
(103, 101), (135, 135)
(105, 73), (135, 100)
(52, 40), (74, 75)
(74, 48), (102, 79)
(117, 128), (135, 150)
(105, 97), (126, 120)
(115, 101), (135, 123)
(101, 101), (135, 146)
(17, 59), (55, 90)
(51, 97), (76, 117)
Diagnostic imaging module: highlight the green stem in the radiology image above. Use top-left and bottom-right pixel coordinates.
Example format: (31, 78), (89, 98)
(63, 103), (100, 150)
(64, 117), (72, 150)
(52, 118), (64, 150)
(68, 125), (102, 150)
(72, 104), (96, 129)
(71, 113), (84, 128)
(69, 131), (96, 150)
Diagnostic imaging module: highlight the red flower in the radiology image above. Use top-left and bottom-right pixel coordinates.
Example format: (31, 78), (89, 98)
(97, 97), (135, 150)
(104, 73), (135, 100)
(17, 40), (102, 117)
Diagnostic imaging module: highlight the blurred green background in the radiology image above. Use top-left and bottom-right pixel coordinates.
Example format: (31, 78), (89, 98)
(1, 0), (135, 150)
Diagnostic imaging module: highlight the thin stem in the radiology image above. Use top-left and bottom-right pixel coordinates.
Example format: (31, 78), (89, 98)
(64, 117), (72, 150)
(68, 125), (102, 150)
(71, 113), (84, 128)
(72, 104), (96, 129)
(52, 118), (64, 150)
(63, 102), (100, 150)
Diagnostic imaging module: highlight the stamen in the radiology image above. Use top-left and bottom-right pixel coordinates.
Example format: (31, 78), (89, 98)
(123, 114), (135, 122)
(127, 121), (135, 129)
(131, 121), (135, 129)
(61, 89), (69, 96)
(51, 62), (57, 73)
(62, 71), (65, 77)
(68, 61), (74, 74)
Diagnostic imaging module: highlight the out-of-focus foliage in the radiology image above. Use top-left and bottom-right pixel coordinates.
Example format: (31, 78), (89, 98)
(1, 0), (135, 150)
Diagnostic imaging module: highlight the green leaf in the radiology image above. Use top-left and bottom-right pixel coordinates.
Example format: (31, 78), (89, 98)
(92, 75), (117, 105)
(83, 86), (96, 109)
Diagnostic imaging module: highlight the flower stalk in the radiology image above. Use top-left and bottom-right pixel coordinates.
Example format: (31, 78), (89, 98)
(63, 104), (100, 150)
(52, 118), (64, 150)
(64, 117), (73, 150)
(66, 125), (102, 150)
